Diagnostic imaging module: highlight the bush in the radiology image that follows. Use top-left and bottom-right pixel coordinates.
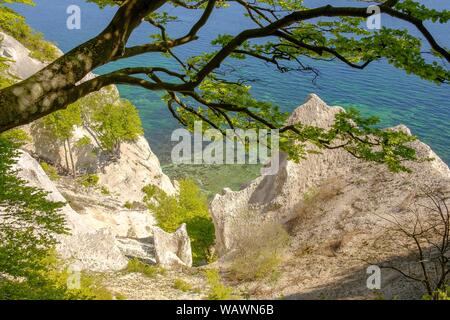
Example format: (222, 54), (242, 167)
(100, 186), (110, 195)
(0, 251), (115, 300)
(124, 201), (141, 210)
(423, 286), (450, 300)
(79, 174), (99, 188)
(143, 180), (215, 265)
(228, 214), (290, 282)
(288, 177), (345, 231)
(173, 278), (193, 292)
(204, 269), (238, 300)
(126, 258), (165, 278)
(40, 162), (60, 181)
(0, 135), (67, 280)
(74, 136), (91, 148)
(0, 129), (31, 144)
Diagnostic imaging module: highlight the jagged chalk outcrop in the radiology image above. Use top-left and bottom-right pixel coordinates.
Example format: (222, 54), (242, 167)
(210, 94), (450, 256)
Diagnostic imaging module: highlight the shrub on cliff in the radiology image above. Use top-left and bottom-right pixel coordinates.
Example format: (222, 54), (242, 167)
(0, 132), (116, 300)
(91, 99), (144, 154)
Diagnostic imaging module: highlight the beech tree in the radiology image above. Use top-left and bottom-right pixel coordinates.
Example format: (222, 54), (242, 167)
(0, 0), (448, 171)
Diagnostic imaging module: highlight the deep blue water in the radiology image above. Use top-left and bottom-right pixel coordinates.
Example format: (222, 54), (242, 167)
(13, 0), (449, 164)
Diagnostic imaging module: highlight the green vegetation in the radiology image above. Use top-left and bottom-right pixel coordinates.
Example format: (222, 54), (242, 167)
(100, 186), (110, 196)
(0, 134), (66, 279)
(1, 0), (448, 174)
(204, 269), (239, 300)
(423, 286), (450, 300)
(79, 174), (99, 188)
(91, 99), (143, 154)
(162, 164), (261, 199)
(40, 161), (60, 181)
(0, 252), (115, 300)
(34, 96), (144, 177)
(172, 278), (193, 292)
(0, 128), (30, 144)
(74, 136), (91, 148)
(36, 103), (82, 177)
(142, 179), (215, 265)
(0, 2), (59, 61)
(126, 258), (166, 278)
(124, 201), (134, 209)
(0, 133), (106, 299)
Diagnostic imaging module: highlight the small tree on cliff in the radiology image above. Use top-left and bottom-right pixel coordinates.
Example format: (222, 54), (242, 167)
(0, 0), (448, 171)
(38, 103), (82, 177)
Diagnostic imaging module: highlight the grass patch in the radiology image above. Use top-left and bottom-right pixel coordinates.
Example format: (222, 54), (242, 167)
(288, 177), (345, 232)
(126, 258), (165, 278)
(40, 162), (60, 181)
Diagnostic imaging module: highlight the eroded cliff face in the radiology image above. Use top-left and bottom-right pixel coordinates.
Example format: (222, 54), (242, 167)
(0, 32), (48, 79)
(209, 94), (450, 299)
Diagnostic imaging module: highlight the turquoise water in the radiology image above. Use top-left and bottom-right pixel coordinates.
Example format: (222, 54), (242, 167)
(14, 0), (449, 164)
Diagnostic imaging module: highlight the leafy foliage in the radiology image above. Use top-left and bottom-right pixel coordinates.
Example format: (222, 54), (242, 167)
(0, 134), (67, 279)
(423, 286), (450, 301)
(40, 161), (60, 181)
(3, 0), (448, 172)
(0, 133), (106, 300)
(91, 99), (143, 153)
(143, 179), (215, 264)
(126, 258), (166, 278)
(0, 252), (115, 300)
(79, 174), (99, 188)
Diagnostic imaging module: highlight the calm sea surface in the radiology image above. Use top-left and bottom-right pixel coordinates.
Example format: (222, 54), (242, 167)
(14, 0), (450, 164)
